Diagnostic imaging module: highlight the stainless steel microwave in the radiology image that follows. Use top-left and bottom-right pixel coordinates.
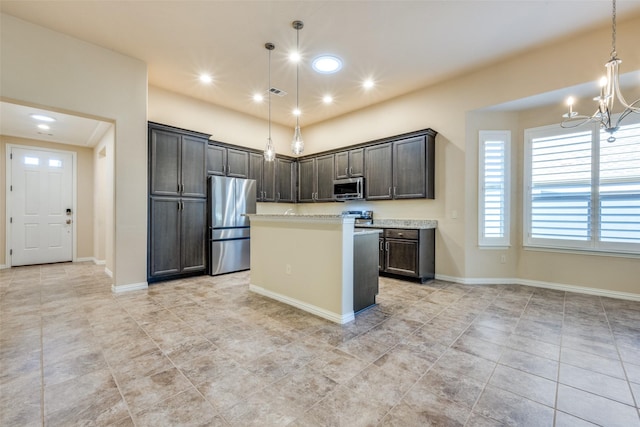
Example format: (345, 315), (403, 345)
(333, 177), (364, 201)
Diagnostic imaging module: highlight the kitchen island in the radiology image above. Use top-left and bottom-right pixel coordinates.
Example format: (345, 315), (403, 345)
(245, 214), (381, 324)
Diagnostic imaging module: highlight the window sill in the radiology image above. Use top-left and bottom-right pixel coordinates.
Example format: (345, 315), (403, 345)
(523, 245), (640, 259)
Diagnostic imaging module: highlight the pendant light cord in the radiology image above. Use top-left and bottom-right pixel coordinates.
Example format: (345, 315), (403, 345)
(611, 0), (617, 59)
(296, 26), (300, 128)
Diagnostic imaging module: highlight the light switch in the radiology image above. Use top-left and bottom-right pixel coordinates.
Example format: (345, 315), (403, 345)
(451, 210), (458, 219)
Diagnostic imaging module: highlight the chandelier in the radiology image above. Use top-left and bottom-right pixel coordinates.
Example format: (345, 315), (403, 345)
(561, 0), (640, 142)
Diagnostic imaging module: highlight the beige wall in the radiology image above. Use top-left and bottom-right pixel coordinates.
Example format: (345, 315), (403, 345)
(1, 14), (147, 288)
(93, 126), (115, 273)
(0, 136), (95, 262)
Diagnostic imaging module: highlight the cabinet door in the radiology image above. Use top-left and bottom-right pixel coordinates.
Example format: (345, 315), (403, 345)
(262, 158), (276, 202)
(335, 151), (349, 180)
(277, 158), (295, 202)
(393, 136), (426, 199)
(150, 129), (180, 196)
(182, 136), (207, 198)
(316, 154), (335, 201)
(349, 148), (365, 177)
(249, 152), (264, 201)
(149, 197), (181, 277)
(227, 148), (249, 178)
(181, 198), (206, 273)
(365, 143), (393, 200)
(206, 145), (227, 176)
(298, 158), (315, 202)
(385, 238), (419, 277)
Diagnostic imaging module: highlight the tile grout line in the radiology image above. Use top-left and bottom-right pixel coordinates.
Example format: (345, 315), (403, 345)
(551, 289), (567, 427)
(464, 285), (535, 426)
(599, 296), (640, 420)
(39, 266), (45, 427)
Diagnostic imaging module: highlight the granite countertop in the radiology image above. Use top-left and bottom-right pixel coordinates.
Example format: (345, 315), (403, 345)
(357, 219), (438, 229)
(353, 228), (383, 236)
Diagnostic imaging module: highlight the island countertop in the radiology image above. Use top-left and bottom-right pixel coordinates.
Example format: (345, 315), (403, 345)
(244, 214), (437, 230)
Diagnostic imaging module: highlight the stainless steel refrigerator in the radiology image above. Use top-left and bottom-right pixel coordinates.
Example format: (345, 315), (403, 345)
(208, 176), (257, 275)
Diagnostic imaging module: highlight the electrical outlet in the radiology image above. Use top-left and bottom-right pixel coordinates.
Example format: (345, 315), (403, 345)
(451, 210), (458, 219)
(500, 254), (506, 264)
(286, 264), (292, 275)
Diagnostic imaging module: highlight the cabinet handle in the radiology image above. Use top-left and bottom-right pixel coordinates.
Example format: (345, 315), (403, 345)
(182, 184), (185, 193)
(394, 187), (397, 197)
(388, 187), (392, 196)
(177, 201), (181, 210)
(277, 192), (280, 201)
(349, 167), (353, 175)
(379, 241), (383, 251)
(398, 232), (403, 237)
(385, 242), (389, 251)
(345, 167), (348, 176)
(181, 202), (184, 210)
(223, 164), (226, 174)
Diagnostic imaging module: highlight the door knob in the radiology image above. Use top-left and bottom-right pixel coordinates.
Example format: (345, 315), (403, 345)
(66, 219), (72, 224)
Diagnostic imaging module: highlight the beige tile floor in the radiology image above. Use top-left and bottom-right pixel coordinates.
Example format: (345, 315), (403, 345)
(1, 262), (640, 426)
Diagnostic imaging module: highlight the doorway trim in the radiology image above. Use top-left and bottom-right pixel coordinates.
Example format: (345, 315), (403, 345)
(5, 143), (78, 268)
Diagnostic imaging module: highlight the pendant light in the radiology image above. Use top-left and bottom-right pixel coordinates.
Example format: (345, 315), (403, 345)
(291, 20), (304, 155)
(561, 0), (640, 142)
(264, 42), (276, 161)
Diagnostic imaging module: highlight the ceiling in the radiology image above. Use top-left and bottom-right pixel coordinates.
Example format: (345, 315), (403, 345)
(2, 0), (640, 141)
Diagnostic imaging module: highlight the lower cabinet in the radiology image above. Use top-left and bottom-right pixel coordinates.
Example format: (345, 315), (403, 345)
(378, 228), (435, 282)
(148, 197), (206, 281)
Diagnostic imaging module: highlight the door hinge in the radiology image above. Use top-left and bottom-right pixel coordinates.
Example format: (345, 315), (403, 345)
(9, 249), (12, 256)
(10, 185), (12, 191)
(9, 153), (12, 159)
(9, 217), (12, 224)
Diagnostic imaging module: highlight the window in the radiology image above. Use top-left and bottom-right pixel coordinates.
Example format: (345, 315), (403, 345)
(524, 117), (640, 254)
(479, 130), (510, 247)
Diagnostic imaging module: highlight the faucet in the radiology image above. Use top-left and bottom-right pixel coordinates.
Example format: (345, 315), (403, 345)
(284, 208), (294, 215)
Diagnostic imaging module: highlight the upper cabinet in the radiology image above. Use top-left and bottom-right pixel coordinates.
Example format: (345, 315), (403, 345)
(149, 125), (207, 198)
(207, 144), (249, 178)
(276, 158), (296, 203)
(335, 148), (364, 179)
(298, 154), (335, 202)
(365, 132), (435, 200)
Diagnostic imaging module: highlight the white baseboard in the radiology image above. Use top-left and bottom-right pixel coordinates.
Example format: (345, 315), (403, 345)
(435, 274), (640, 302)
(104, 267), (113, 278)
(75, 257), (95, 263)
(249, 284), (355, 324)
(111, 281), (148, 293)
(94, 259), (106, 265)
(0, 264), (7, 270)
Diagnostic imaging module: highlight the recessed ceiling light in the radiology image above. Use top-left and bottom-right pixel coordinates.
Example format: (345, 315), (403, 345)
(322, 95), (333, 104)
(253, 93), (264, 102)
(293, 108), (301, 116)
(30, 114), (56, 122)
(37, 124), (50, 130)
(312, 56), (342, 74)
(363, 79), (375, 89)
(199, 74), (213, 84)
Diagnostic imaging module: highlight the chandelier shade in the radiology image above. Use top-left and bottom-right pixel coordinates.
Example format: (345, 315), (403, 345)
(264, 42), (276, 162)
(290, 20), (305, 155)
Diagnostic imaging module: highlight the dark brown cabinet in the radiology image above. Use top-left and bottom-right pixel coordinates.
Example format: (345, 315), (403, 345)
(250, 152), (294, 203)
(335, 148), (364, 179)
(207, 145), (249, 178)
(150, 128), (207, 198)
(276, 158), (295, 202)
(298, 154), (335, 202)
(365, 134), (434, 200)
(377, 228), (435, 283)
(148, 123), (209, 282)
(149, 197), (206, 279)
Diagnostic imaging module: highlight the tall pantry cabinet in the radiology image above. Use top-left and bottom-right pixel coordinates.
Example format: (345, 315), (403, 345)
(148, 122), (209, 282)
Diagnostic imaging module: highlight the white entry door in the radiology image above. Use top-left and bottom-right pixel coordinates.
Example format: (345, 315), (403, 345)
(10, 147), (73, 266)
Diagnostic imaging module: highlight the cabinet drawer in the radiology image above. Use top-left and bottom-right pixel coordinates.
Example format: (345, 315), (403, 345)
(384, 228), (419, 240)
